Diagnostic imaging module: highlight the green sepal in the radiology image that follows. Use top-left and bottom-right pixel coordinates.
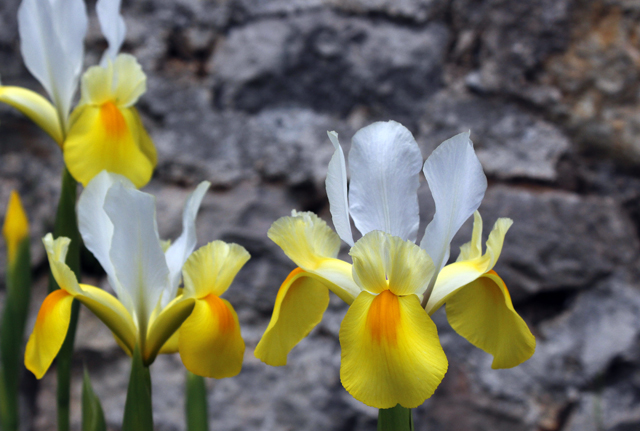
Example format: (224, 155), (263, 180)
(82, 367), (106, 431)
(186, 371), (209, 431)
(122, 345), (153, 431)
(0, 237), (31, 431)
(378, 405), (414, 431)
(49, 168), (82, 431)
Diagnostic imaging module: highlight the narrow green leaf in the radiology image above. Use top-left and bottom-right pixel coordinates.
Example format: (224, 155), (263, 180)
(49, 168), (82, 431)
(378, 405), (414, 431)
(0, 237), (31, 431)
(122, 345), (153, 431)
(186, 371), (209, 431)
(82, 367), (106, 431)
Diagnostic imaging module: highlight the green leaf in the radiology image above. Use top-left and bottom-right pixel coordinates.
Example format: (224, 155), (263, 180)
(122, 345), (153, 431)
(185, 371), (209, 431)
(49, 168), (83, 431)
(0, 237), (31, 431)
(378, 405), (414, 431)
(82, 368), (106, 431)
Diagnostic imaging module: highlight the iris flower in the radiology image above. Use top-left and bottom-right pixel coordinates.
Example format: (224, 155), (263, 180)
(25, 172), (249, 379)
(255, 121), (535, 408)
(0, 0), (156, 188)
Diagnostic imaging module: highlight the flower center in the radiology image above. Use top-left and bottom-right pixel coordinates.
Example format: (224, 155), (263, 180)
(366, 289), (400, 345)
(100, 101), (127, 140)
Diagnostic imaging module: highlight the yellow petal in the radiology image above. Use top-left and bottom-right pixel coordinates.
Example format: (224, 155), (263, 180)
(350, 231), (434, 296)
(254, 268), (330, 366)
(24, 290), (74, 379)
(445, 271), (535, 369)
(42, 234), (81, 295)
(111, 54), (146, 107)
(80, 54), (146, 108)
(157, 330), (179, 355)
(182, 241), (250, 299)
(3, 190), (29, 266)
(75, 284), (137, 356)
(340, 290), (448, 408)
(427, 215), (513, 314)
(145, 297), (196, 365)
(457, 211), (483, 262)
(0, 86), (63, 145)
(63, 104), (156, 188)
(268, 212), (359, 302)
(179, 295), (245, 378)
(269, 211), (340, 268)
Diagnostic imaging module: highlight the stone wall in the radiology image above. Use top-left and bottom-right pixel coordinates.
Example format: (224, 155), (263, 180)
(2, 0), (640, 430)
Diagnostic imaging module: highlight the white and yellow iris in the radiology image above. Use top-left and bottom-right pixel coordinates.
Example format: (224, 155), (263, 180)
(0, 0), (156, 188)
(25, 172), (249, 379)
(255, 121), (535, 409)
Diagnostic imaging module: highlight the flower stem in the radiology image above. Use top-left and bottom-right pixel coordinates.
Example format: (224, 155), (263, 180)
(49, 168), (82, 431)
(185, 371), (209, 431)
(378, 405), (414, 431)
(122, 345), (153, 431)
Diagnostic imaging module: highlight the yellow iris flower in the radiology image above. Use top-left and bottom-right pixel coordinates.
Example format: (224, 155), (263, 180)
(25, 172), (249, 379)
(2, 191), (29, 266)
(0, 0), (156, 188)
(255, 121), (535, 408)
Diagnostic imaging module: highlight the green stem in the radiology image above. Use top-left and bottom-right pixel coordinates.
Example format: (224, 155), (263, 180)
(0, 238), (31, 431)
(49, 168), (82, 431)
(122, 346), (153, 431)
(378, 405), (414, 431)
(185, 371), (209, 431)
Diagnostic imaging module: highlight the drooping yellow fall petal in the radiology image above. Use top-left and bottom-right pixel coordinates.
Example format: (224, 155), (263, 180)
(182, 241), (250, 299)
(340, 290), (448, 409)
(255, 268), (330, 366)
(0, 86), (63, 145)
(24, 289), (74, 379)
(3, 190), (29, 266)
(63, 103), (155, 188)
(179, 295), (245, 378)
(445, 271), (535, 369)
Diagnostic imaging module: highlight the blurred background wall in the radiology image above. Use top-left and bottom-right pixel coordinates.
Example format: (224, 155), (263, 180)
(2, 0), (640, 429)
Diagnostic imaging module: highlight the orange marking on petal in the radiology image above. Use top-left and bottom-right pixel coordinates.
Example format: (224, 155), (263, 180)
(366, 290), (401, 345)
(36, 289), (72, 328)
(100, 101), (127, 140)
(203, 294), (234, 334)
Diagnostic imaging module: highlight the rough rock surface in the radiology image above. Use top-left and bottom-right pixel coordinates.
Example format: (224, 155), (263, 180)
(2, 0), (640, 430)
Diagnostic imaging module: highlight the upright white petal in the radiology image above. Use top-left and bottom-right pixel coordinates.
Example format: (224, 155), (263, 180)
(420, 132), (487, 277)
(163, 181), (211, 307)
(78, 171), (132, 309)
(325, 131), (353, 246)
(104, 183), (169, 325)
(18, 0), (87, 125)
(348, 121), (422, 242)
(96, 0), (126, 65)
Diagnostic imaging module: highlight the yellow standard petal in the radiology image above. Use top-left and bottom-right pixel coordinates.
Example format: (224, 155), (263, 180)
(64, 104), (156, 188)
(3, 191), (29, 266)
(179, 295), (245, 378)
(255, 268), (330, 366)
(24, 289), (74, 379)
(0, 86), (63, 145)
(340, 290), (448, 409)
(445, 270), (535, 369)
(182, 241), (250, 299)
